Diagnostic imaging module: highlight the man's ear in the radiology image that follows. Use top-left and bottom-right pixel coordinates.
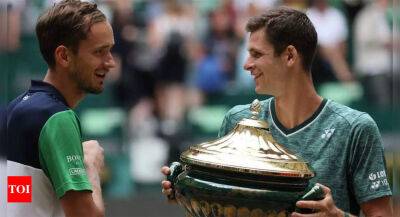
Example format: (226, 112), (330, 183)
(54, 45), (71, 67)
(284, 45), (298, 67)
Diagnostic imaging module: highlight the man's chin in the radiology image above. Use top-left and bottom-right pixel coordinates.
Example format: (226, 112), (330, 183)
(85, 86), (103, 94)
(89, 90), (103, 95)
(254, 88), (268, 95)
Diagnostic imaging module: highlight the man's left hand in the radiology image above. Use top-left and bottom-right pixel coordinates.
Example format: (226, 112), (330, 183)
(291, 183), (344, 217)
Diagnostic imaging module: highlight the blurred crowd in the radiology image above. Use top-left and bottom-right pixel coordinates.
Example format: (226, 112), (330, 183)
(1, 0), (399, 197)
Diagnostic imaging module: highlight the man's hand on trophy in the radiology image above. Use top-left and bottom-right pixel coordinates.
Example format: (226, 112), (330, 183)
(291, 183), (344, 217)
(161, 166), (177, 203)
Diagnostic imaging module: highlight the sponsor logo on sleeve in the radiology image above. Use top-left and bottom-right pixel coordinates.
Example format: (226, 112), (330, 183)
(368, 170), (389, 190)
(8, 176), (32, 203)
(66, 155), (86, 176)
(66, 155), (82, 164)
(69, 168), (86, 176)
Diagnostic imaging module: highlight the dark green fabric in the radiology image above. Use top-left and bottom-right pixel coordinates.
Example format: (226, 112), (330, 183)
(218, 98), (392, 215)
(39, 110), (92, 198)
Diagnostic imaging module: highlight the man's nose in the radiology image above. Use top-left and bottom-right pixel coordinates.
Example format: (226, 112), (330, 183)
(105, 52), (116, 69)
(243, 57), (253, 71)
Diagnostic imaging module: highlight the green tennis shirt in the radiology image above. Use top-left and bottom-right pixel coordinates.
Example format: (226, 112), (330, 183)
(218, 98), (392, 215)
(7, 80), (92, 217)
(39, 110), (92, 198)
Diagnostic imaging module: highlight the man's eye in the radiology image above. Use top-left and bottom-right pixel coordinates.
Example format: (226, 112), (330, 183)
(251, 52), (261, 58)
(95, 50), (104, 55)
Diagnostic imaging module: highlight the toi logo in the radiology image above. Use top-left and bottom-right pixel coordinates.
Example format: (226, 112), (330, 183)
(8, 176), (32, 203)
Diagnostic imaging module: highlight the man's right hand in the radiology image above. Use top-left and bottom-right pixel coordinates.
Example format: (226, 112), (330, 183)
(83, 140), (104, 172)
(81, 140), (105, 215)
(161, 166), (176, 202)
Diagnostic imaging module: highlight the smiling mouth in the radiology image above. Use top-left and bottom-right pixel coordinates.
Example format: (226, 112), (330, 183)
(95, 72), (106, 79)
(252, 72), (262, 80)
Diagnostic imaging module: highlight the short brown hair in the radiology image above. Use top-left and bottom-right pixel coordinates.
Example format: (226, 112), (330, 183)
(36, 0), (106, 68)
(246, 7), (317, 71)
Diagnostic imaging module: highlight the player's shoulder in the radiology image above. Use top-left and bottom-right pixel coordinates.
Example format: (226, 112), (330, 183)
(325, 100), (376, 127)
(7, 91), (70, 129)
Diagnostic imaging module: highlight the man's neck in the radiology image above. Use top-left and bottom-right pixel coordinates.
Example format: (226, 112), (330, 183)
(43, 69), (85, 108)
(273, 75), (322, 130)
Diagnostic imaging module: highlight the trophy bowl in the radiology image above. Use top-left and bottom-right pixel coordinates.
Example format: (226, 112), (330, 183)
(167, 99), (323, 217)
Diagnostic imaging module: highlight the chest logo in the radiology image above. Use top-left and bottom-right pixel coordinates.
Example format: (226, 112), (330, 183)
(22, 95), (30, 101)
(321, 128), (335, 139)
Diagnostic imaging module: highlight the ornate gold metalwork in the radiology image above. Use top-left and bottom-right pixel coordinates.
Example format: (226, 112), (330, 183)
(177, 196), (289, 217)
(181, 99), (314, 178)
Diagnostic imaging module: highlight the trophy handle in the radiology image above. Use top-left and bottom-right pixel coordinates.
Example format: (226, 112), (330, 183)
(166, 161), (183, 200)
(295, 184), (325, 214)
(301, 184), (325, 200)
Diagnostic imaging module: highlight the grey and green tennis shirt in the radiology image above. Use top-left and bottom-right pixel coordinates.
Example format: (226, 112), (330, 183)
(218, 97), (392, 215)
(7, 80), (92, 217)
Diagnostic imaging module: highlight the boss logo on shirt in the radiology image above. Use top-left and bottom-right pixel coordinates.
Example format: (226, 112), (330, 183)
(66, 155), (82, 163)
(8, 176), (32, 203)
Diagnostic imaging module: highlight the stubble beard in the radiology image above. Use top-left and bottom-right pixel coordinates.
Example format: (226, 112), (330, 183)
(70, 66), (103, 95)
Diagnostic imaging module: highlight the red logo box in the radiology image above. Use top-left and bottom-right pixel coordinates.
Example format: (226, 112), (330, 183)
(8, 176), (32, 203)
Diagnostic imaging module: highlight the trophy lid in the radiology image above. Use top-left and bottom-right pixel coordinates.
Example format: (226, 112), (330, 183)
(180, 99), (314, 179)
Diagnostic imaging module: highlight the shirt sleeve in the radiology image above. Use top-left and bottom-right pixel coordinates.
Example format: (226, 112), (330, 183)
(218, 107), (241, 138)
(347, 113), (392, 204)
(38, 110), (92, 198)
(217, 104), (251, 138)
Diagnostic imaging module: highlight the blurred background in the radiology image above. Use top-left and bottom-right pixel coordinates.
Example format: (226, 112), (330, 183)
(1, 0), (399, 216)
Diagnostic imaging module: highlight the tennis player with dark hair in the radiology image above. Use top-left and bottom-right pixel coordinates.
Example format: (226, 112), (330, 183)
(7, 1), (115, 216)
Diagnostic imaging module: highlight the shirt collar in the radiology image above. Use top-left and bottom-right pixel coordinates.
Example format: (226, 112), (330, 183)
(29, 80), (69, 107)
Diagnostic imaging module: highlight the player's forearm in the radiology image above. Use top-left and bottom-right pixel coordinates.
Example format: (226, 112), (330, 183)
(361, 196), (393, 217)
(86, 166), (105, 216)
